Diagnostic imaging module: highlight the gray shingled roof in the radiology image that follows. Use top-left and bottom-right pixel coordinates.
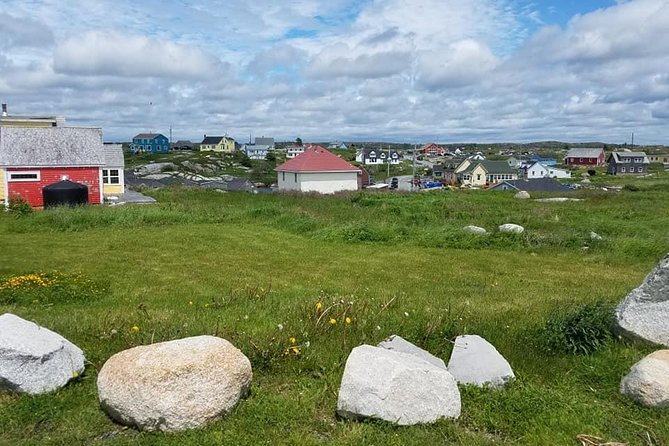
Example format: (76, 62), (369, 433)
(565, 148), (604, 158)
(461, 160), (515, 175)
(0, 126), (105, 167)
(608, 151), (649, 163)
(133, 133), (164, 140)
(103, 143), (125, 167)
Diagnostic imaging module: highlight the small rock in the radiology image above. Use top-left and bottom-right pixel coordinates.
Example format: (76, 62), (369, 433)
(514, 191), (530, 199)
(614, 253), (669, 347)
(0, 313), (85, 394)
(498, 223), (524, 234)
(97, 335), (252, 432)
(337, 345), (460, 425)
(463, 225), (487, 234)
(378, 335), (446, 369)
(590, 231), (603, 241)
(620, 350), (669, 408)
(447, 335), (515, 388)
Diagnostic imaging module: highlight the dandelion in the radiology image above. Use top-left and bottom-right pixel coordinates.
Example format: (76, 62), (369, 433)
(189, 301), (193, 305)
(289, 337), (297, 344)
(131, 325), (140, 333)
(345, 317), (352, 324)
(71, 371), (79, 378)
(291, 347), (301, 355)
(329, 318), (337, 325)
(315, 302), (323, 311)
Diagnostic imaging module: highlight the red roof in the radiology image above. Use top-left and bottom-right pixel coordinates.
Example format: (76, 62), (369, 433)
(276, 145), (360, 173)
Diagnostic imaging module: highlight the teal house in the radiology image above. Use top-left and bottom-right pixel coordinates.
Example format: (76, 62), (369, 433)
(130, 133), (169, 154)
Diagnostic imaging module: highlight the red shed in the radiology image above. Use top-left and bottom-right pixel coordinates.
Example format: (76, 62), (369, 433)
(0, 126), (105, 208)
(564, 148), (606, 167)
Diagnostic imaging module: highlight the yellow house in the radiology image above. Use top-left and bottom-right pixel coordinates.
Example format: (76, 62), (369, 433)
(200, 135), (235, 152)
(458, 160), (518, 187)
(102, 144), (125, 196)
(0, 168), (5, 204)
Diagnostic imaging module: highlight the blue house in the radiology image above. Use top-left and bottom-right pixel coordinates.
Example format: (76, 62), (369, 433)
(130, 133), (169, 154)
(529, 154), (557, 166)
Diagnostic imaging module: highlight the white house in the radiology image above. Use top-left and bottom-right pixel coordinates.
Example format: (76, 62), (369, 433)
(285, 145), (305, 159)
(275, 145), (360, 194)
(242, 144), (270, 160)
(355, 148), (400, 165)
(525, 162), (571, 179)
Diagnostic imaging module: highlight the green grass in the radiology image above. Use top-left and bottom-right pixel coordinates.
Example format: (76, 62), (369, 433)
(1, 180), (669, 445)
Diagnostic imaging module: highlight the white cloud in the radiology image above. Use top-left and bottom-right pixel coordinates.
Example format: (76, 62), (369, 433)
(53, 32), (224, 79)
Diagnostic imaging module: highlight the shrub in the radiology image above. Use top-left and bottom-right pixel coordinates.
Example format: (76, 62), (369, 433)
(7, 195), (32, 215)
(540, 300), (615, 355)
(623, 184), (640, 192)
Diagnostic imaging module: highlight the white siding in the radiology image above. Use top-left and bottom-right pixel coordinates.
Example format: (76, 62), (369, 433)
(278, 171), (359, 194)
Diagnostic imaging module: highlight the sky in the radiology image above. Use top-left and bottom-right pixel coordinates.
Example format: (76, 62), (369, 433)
(1, 0), (668, 144)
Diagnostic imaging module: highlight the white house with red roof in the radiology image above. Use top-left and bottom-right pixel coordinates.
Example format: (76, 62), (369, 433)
(275, 145), (361, 194)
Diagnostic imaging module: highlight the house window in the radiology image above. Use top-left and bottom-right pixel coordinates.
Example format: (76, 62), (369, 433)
(282, 172), (285, 181)
(102, 169), (120, 184)
(476, 174), (481, 181)
(294, 173), (298, 182)
(638, 167), (643, 173)
(629, 167), (635, 173)
(621, 167), (626, 173)
(8, 171), (40, 182)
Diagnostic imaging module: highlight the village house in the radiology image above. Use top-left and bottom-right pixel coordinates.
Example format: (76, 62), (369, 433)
(0, 126), (106, 207)
(285, 145), (305, 159)
(275, 145), (360, 194)
(564, 148), (606, 167)
(171, 140), (194, 150)
(328, 141), (348, 150)
(254, 136), (275, 149)
(102, 143), (126, 196)
(242, 144), (270, 160)
(607, 151), (650, 175)
(524, 162), (571, 179)
(456, 160), (518, 187)
(488, 178), (571, 192)
(355, 148), (400, 165)
(420, 143), (445, 157)
(0, 103), (66, 127)
(647, 153), (669, 163)
(130, 133), (169, 154)
(200, 135), (236, 153)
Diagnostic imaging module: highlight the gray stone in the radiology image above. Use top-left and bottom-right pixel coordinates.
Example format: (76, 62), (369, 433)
(514, 191), (530, 199)
(135, 163), (177, 176)
(590, 231), (603, 241)
(447, 335), (515, 388)
(534, 197), (584, 202)
(0, 313), (85, 394)
(337, 345), (460, 425)
(463, 225), (487, 234)
(615, 254), (669, 347)
(498, 223), (524, 234)
(97, 335), (252, 432)
(377, 335), (446, 369)
(620, 350), (669, 408)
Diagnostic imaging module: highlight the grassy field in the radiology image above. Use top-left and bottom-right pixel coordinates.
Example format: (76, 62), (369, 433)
(1, 171), (669, 445)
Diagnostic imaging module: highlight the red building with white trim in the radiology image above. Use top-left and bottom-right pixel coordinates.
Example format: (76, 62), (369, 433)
(564, 148), (606, 167)
(0, 126), (105, 207)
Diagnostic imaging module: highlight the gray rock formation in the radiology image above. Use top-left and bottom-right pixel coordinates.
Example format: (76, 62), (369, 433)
(0, 313), (85, 394)
(614, 254), (669, 347)
(620, 350), (669, 408)
(447, 335), (515, 388)
(377, 335), (446, 369)
(97, 335), (252, 432)
(514, 191), (530, 199)
(337, 345), (460, 425)
(463, 225), (487, 234)
(498, 223), (525, 234)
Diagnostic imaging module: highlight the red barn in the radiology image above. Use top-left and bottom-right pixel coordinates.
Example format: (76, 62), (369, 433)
(0, 126), (105, 208)
(420, 143), (445, 157)
(564, 148), (606, 167)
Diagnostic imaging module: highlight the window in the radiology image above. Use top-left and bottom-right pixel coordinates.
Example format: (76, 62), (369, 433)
(282, 172), (285, 181)
(629, 167), (635, 173)
(476, 174), (481, 181)
(294, 173), (298, 182)
(638, 167), (643, 173)
(621, 167), (626, 173)
(102, 169), (120, 184)
(8, 171), (40, 182)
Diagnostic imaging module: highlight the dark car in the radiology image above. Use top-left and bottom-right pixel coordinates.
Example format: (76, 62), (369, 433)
(389, 177), (399, 189)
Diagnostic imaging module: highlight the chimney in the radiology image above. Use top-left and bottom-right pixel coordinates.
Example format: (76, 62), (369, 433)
(1, 104), (7, 117)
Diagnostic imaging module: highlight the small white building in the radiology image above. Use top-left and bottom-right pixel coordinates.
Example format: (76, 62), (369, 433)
(242, 144), (270, 160)
(525, 162), (571, 179)
(355, 148), (400, 165)
(285, 145), (305, 159)
(275, 145), (360, 194)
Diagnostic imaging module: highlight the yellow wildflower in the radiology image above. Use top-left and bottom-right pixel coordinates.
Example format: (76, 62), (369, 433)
(289, 337), (297, 344)
(71, 371), (79, 378)
(131, 325), (140, 332)
(189, 301), (193, 305)
(329, 318), (337, 325)
(345, 317), (352, 324)
(315, 302), (323, 311)
(291, 347), (301, 355)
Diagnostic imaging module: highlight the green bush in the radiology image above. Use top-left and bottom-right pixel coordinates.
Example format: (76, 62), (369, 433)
(7, 195), (32, 215)
(540, 300), (615, 355)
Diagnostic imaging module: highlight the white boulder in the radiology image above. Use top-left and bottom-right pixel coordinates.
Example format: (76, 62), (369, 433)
(0, 313), (85, 394)
(614, 254), (669, 347)
(377, 335), (446, 369)
(463, 225), (487, 234)
(514, 191), (530, 199)
(498, 223), (525, 234)
(590, 231), (603, 241)
(447, 335), (515, 388)
(97, 335), (252, 432)
(337, 345), (460, 425)
(620, 350), (669, 408)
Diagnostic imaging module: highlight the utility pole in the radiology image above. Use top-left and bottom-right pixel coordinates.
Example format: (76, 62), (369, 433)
(412, 143), (416, 191)
(631, 132), (634, 150)
(387, 145), (390, 178)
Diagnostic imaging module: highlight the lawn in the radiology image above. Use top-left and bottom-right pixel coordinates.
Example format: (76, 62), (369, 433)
(1, 172), (669, 445)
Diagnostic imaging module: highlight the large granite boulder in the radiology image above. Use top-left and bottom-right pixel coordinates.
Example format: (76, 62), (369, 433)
(514, 191), (530, 199)
(614, 254), (669, 347)
(620, 350), (669, 408)
(337, 345), (460, 425)
(463, 225), (487, 234)
(498, 223), (524, 234)
(0, 313), (85, 394)
(97, 335), (252, 432)
(377, 335), (446, 369)
(447, 335), (515, 388)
